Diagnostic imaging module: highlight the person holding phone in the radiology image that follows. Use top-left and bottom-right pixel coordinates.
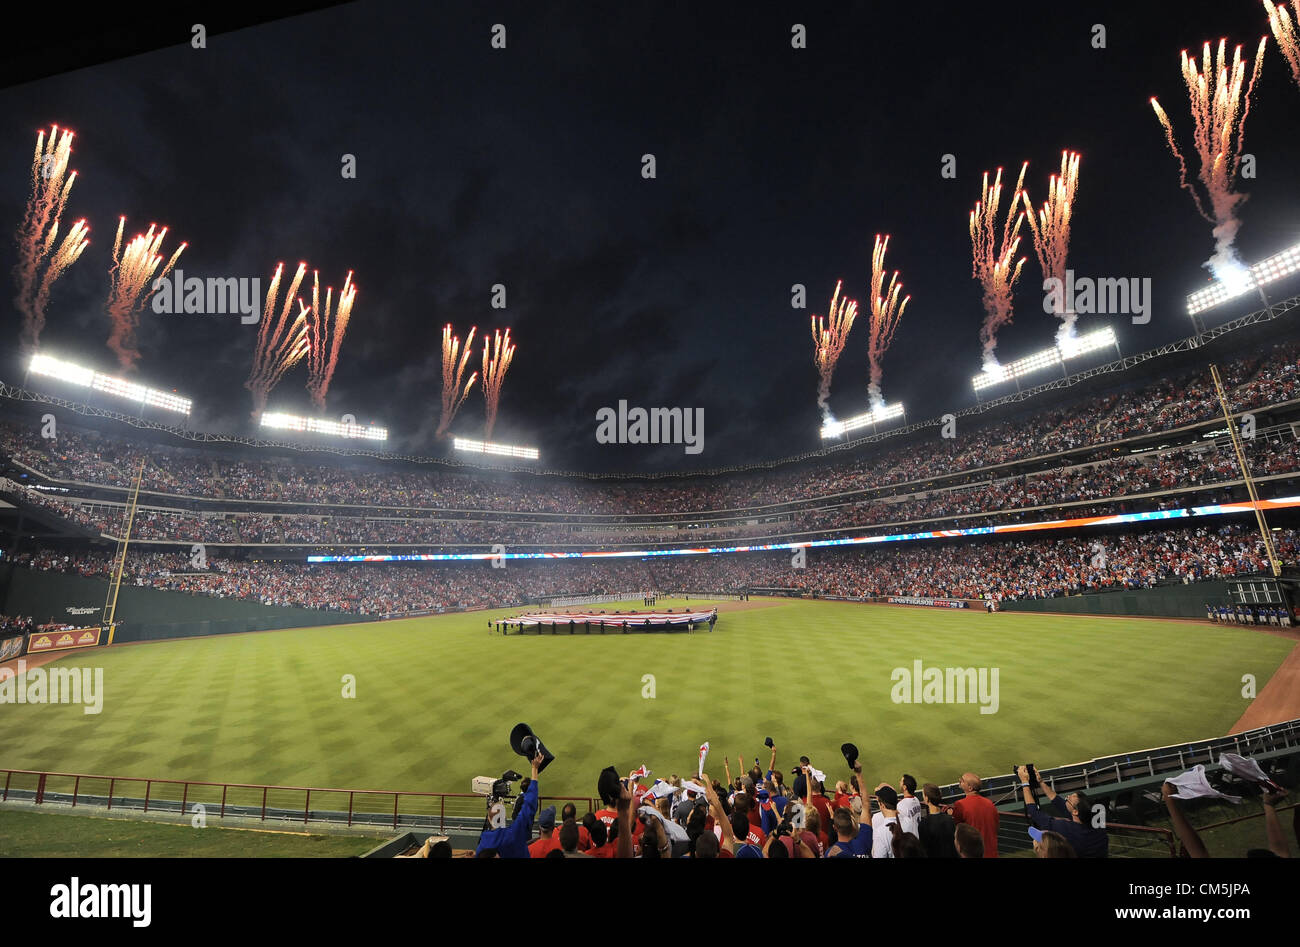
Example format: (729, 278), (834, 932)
(1017, 765), (1108, 858)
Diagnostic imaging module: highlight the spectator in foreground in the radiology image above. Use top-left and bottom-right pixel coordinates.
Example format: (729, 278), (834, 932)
(1017, 765), (1108, 858)
(1259, 789), (1294, 858)
(898, 774), (922, 836)
(1163, 781), (1295, 858)
(955, 823), (985, 859)
(951, 772), (999, 858)
(917, 783), (958, 858)
(890, 822), (927, 857)
(394, 835), (452, 858)
(528, 807), (561, 858)
(870, 784), (902, 859)
(475, 750), (543, 858)
(1031, 829), (1077, 858)
(552, 802), (592, 850)
(825, 807), (871, 858)
(560, 821), (592, 857)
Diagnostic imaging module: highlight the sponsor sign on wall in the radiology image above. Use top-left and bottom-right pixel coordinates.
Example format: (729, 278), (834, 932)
(26, 626), (102, 653)
(886, 596), (971, 609)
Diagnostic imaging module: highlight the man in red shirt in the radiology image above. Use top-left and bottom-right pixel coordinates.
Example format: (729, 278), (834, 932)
(528, 807), (562, 858)
(593, 802), (618, 828)
(731, 811), (766, 848)
(550, 802), (592, 850)
(587, 821), (615, 857)
(950, 772), (999, 858)
(805, 772), (834, 830)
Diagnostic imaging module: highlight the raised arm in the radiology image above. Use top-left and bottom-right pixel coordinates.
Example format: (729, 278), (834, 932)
(1161, 781), (1208, 859)
(616, 778), (635, 858)
(702, 773), (736, 854)
(1017, 766), (1052, 828)
(1261, 789), (1292, 858)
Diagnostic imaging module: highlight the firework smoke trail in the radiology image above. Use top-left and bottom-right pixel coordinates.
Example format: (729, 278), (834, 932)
(14, 125), (89, 353)
(435, 323), (478, 438)
(970, 163), (1028, 370)
(104, 218), (186, 372)
(866, 236), (909, 411)
(1265, 2), (1300, 87)
(809, 280), (859, 422)
(1151, 37), (1267, 285)
(1022, 151), (1081, 346)
(480, 327), (515, 441)
(304, 269), (357, 410)
(245, 262), (309, 415)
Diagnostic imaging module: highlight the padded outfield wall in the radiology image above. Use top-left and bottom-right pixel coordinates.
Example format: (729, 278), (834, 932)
(2, 567), (365, 642)
(999, 580), (1230, 619)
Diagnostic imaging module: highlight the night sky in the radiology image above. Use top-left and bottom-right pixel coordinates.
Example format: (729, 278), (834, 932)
(2, 0), (1297, 472)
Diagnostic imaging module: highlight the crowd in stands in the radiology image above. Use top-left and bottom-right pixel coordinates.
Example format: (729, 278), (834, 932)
(8, 431), (1299, 553)
(0, 613), (34, 638)
(3, 338), (1298, 524)
(12, 522), (1295, 614)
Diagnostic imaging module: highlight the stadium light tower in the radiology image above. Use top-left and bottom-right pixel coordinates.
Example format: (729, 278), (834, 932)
(453, 437), (539, 460)
(1185, 242), (1300, 323)
(972, 326), (1118, 397)
(27, 353), (192, 415)
(819, 402), (905, 439)
(260, 412), (388, 441)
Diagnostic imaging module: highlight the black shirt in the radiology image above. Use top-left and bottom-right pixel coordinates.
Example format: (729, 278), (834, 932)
(917, 810), (958, 858)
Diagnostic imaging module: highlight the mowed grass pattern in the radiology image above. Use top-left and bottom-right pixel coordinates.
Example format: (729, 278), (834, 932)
(0, 598), (1293, 800)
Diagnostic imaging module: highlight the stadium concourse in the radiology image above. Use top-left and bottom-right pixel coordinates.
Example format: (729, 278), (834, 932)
(0, 333), (1298, 618)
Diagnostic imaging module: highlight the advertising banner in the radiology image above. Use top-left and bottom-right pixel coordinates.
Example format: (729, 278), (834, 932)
(25, 626), (103, 653)
(886, 596), (971, 609)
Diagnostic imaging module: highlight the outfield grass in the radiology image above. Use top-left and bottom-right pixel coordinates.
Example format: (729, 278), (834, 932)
(0, 597), (1292, 801)
(0, 807), (387, 857)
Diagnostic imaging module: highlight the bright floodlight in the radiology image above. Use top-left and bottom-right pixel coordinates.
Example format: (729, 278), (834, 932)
(820, 402), (905, 438)
(1186, 242), (1300, 315)
(28, 353), (191, 414)
(1056, 325), (1116, 358)
(453, 437), (539, 460)
(260, 412), (387, 441)
(972, 326), (1117, 392)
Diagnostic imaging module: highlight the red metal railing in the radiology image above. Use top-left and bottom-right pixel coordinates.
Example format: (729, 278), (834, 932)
(0, 766), (595, 833)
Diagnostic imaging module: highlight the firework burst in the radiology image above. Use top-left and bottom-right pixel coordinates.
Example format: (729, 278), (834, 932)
(480, 327), (516, 441)
(1151, 37), (1267, 284)
(304, 269), (357, 410)
(14, 125), (90, 353)
(970, 163), (1028, 370)
(866, 236), (909, 410)
(105, 218), (186, 372)
(1264, 2), (1300, 88)
(436, 323), (478, 438)
(810, 280), (859, 421)
(245, 262), (309, 416)
(1023, 150), (1081, 345)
